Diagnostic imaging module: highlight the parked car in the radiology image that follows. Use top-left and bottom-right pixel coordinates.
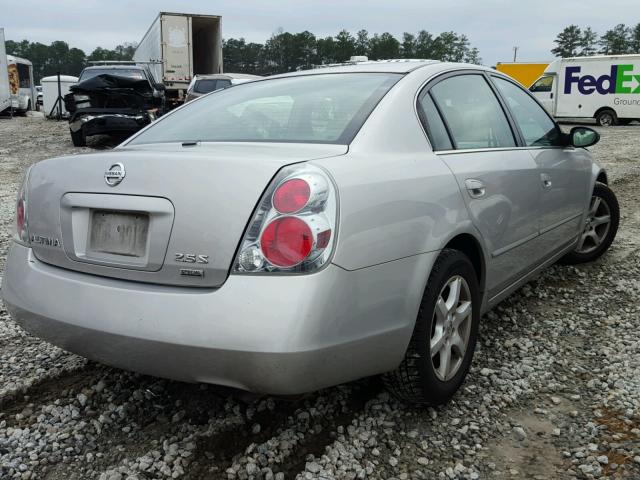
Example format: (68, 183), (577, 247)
(64, 64), (165, 146)
(35, 85), (43, 107)
(3, 60), (619, 405)
(185, 73), (261, 102)
(530, 54), (640, 126)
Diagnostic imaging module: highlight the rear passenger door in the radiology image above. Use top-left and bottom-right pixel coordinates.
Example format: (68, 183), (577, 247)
(491, 75), (590, 253)
(418, 72), (541, 297)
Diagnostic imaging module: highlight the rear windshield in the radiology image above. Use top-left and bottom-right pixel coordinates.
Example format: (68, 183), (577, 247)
(129, 73), (401, 145)
(79, 69), (146, 82)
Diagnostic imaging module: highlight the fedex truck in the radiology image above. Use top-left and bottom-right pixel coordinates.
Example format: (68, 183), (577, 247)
(530, 55), (640, 126)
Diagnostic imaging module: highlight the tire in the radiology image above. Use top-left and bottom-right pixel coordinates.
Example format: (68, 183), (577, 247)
(560, 182), (619, 265)
(383, 249), (481, 405)
(70, 128), (86, 147)
(595, 109), (617, 127)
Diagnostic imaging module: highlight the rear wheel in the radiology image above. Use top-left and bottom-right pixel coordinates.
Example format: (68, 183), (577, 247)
(561, 182), (619, 264)
(383, 249), (480, 405)
(70, 128), (86, 147)
(595, 109), (617, 127)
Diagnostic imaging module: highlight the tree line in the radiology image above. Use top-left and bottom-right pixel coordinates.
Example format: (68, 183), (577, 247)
(552, 23), (640, 58)
(5, 28), (481, 83)
(5, 39), (137, 83)
(224, 29), (481, 75)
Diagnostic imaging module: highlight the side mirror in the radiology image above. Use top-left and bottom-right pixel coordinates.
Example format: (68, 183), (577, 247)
(155, 84), (166, 91)
(570, 126), (600, 148)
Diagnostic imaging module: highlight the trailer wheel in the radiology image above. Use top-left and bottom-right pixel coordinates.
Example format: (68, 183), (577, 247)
(595, 109), (617, 127)
(70, 129), (86, 147)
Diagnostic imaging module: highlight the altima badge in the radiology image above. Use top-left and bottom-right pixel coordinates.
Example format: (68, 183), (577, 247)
(105, 163), (126, 186)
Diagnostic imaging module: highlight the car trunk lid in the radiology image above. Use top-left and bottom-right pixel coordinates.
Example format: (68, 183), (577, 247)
(26, 142), (346, 287)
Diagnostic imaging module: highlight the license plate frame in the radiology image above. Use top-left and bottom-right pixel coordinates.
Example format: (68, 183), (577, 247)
(88, 210), (149, 258)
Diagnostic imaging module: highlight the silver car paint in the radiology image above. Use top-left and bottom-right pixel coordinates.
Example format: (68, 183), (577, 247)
(24, 143), (346, 287)
(4, 243), (437, 394)
(2, 61), (607, 394)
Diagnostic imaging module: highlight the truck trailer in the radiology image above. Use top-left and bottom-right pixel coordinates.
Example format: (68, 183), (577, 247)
(530, 55), (640, 126)
(133, 12), (222, 107)
(0, 28), (11, 113)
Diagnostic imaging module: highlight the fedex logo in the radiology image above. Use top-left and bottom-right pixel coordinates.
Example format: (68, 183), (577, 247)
(564, 65), (640, 95)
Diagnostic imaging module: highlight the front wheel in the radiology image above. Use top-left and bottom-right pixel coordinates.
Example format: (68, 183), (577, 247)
(596, 109), (617, 127)
(383, 249), (480, 405)
(561, 182), (619, 265)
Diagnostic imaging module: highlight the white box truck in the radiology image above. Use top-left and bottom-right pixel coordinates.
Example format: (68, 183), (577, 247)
(133, 12), (222, 107)
(530, 54), (640, 126)
(0, 28), (11, 113)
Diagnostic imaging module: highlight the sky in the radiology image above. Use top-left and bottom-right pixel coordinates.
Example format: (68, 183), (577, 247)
(1, 0), (636, 66)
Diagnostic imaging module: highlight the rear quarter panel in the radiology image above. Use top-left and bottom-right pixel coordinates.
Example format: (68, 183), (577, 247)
(313, 66), (483, 271)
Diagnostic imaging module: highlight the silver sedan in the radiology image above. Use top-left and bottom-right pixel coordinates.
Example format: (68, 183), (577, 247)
(2, 60), (619, 405)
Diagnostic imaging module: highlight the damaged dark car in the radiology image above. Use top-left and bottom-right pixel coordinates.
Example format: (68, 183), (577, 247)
(64, 65), (165, 146)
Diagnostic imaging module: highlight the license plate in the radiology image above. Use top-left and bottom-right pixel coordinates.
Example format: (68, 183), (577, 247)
(89, 210), (149, 257)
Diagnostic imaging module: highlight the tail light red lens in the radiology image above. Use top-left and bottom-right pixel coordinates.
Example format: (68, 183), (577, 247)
(273, 178), (310, 214)
(260, 217), (313, 267)
(16, 199), (25, 234)
(233, 164), (337, 274)
(15, 171), (30, 244)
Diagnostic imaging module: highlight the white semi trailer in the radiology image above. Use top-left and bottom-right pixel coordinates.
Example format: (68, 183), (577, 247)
(0, 28), (11, 113)
(133, 12), (222, 107)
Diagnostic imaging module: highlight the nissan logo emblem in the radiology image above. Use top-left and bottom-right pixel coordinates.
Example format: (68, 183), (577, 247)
(104, 163), (126, 186)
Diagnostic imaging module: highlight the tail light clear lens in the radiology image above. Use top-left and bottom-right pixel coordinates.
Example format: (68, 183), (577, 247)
(14, 170), (30, 244)
(233, 164), (337, 274)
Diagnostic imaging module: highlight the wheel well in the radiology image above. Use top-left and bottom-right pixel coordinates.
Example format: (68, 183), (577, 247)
(594, 106), (616, 119)
(596, 171), (608, 185)
(444, 234), (485, 293)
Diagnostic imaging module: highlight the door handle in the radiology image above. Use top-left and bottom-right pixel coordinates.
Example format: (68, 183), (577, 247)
(541, 173), (552, 189)
(464, 179), (486, 198)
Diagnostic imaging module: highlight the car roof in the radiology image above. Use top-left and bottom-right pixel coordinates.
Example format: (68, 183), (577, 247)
(268, 61), (502, 84)
(272, 59), (441, 77)
(82, 65), (145, 71)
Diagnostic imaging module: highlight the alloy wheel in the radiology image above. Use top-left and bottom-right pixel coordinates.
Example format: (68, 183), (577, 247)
(576, 195), (611, 254)
(430, 275), (473, 381)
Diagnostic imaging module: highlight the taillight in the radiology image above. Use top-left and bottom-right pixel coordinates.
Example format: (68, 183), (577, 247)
(233, 164), (337, 273)
(261, 217), (313, 267)
(15, 170), (30, 244)
(273, 178), (310, 213)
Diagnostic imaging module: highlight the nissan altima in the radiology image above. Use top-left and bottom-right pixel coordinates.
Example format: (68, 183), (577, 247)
(2, 60), (619, 405)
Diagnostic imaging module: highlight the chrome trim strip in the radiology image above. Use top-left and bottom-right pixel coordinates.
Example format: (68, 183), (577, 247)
(436, 146), (569, 155)
(539, 212), (583, 235)
(491, 231), (539, 258)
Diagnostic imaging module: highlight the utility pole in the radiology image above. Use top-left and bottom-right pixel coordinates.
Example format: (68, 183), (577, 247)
(513, 46), (519, 62)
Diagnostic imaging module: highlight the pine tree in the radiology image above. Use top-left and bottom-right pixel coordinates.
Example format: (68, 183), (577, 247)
(630, 23), (640, 53)
(579, 27), (598, 56)
(599, 24), (630, 54)
(464, 47), (482, 65)
(551, 25), (582, 57)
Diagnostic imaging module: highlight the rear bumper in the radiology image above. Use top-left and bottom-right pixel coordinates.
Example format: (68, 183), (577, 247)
(69, 112), (151, 136)
(2, 243), (435, 394)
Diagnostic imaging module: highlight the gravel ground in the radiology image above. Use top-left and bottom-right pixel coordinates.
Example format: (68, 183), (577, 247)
(0, 116), (639, 480)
